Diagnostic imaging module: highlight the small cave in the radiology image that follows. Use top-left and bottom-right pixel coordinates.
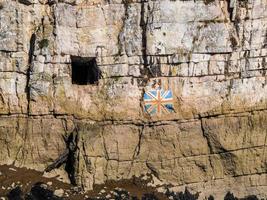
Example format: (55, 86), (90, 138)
(71, 56), (100, 85)
(226, 0), (234, 21)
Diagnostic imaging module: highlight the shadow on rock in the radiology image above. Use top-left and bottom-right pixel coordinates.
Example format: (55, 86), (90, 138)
(7, 186), (23, 200)
(142, 193), (159, 200)
(224, 192), (259, 200)
(165, 187), (199, 200)
(25, 182), (63, 200)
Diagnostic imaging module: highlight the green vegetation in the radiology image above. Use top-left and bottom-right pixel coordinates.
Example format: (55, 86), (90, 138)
(203, 0), (215, 5)
(38, 39), (49, 49)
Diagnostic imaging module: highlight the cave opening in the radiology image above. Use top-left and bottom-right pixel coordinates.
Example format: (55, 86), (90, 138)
(71, 56), (100, 85)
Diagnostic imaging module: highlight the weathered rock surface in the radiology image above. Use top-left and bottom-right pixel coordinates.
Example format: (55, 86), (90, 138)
(0, 0), (267, 199)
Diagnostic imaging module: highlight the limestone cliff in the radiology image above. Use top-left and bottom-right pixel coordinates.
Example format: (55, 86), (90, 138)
(0, 0), (266, 199)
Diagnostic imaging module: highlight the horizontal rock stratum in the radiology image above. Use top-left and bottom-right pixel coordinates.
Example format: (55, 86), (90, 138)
(0, 0), (266, 199)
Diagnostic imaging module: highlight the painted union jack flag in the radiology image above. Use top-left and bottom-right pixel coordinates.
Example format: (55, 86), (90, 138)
(144, 89), (174, 115)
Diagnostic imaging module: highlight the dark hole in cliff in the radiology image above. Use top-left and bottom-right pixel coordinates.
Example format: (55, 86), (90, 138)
(226, 0), (234, 21)
(65, 132), (78, 186)
(71, 56), (100, 85)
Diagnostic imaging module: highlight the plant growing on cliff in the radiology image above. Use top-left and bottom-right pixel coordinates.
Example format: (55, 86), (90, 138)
(38, 39), (49, 49)
(203, 0), (215, 5)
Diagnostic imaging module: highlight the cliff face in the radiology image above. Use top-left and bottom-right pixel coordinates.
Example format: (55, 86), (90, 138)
(0, 0), (266, 198)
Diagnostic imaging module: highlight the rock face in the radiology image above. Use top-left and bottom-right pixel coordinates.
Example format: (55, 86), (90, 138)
(0, 0), (266, 199)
